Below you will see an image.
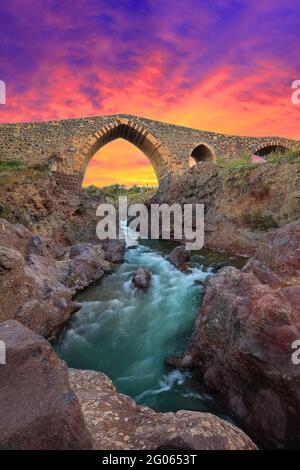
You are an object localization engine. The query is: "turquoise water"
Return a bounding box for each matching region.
[54,231,245,417]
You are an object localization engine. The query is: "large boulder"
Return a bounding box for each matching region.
[0,242,79,339]
[64,243,111,291]
[254,220,300,281]
[0,320,92,450]
[132,267,151,290]
[155,162,300,257]
[26,235,53,259]
[182,264,300,448]
[242,258,281,287]
[69,369,256,450]
[0,221,113,339]
[100,239,125,264]
[0,245,24,273]
[168,245,191,270]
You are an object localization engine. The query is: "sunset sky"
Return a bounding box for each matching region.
[0,0,299,186]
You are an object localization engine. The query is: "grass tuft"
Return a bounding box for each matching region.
[0,159,24,171]
[235,210,279,231]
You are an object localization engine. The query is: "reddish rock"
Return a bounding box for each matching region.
[0,320,92,450]
[100,239,125,263]
[165,354,194,369]
[69,369,256,450]
[0,245,24,273]
[26,235,53,259]
[155,161,300,258]
[64,243,110,291]
[183,265,300,448]
[178,262,193,273]
[168,245,191,270]
[242,258,280,287]
[254,220,300,281]
[0,221,116,339]
[0,239,79,339]
[132,267,151,290]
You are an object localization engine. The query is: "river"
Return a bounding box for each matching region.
[54,225,245,419]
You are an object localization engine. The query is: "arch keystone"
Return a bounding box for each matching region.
[118,118,129,126]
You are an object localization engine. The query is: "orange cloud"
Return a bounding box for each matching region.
[82,61,300,186]
[2,58,299,188]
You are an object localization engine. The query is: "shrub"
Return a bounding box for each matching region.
[267,148,300,164]
[29,162,50,172]
[237,210,279,231]
[0,172,15,185]
[0,159,24,171]
[0,203,31,227]
[218,152,257,175]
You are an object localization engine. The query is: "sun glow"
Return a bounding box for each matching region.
[82,138,158,188]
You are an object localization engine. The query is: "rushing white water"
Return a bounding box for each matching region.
[54,224,242,417]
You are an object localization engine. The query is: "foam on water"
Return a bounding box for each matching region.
[54,224,238,417]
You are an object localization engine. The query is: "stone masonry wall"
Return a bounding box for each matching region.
[0,113,299,191]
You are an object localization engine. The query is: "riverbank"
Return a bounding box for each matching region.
[151,160,300,448]
[152,158,300,256]
[0,158,299,449]
[0,214,257,449]
[54,231,246,415]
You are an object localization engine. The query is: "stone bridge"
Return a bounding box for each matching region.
[0,114,299,191]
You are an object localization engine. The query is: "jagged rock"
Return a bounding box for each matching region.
[132,267,151,290]
[64,243,111,291]
[100,239,125,263]
[26,235,52,258]
[213,261,232,271]
[0,246,24,273]
[254,220,300,281]
[193,279,205,286]
[0,222,82,338]
[156,161,300,257]
[178,263,193,273]
[242,258,280,287]
[69,369,256,450]
[69,243,96,258]
[165,354,194,369]
[0,321,92,450]
[183,264,300,448]
[0,221,123,339]
[168,245,191,270]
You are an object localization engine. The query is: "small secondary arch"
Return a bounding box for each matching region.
[254,144,289,158]
[189,143,216,167]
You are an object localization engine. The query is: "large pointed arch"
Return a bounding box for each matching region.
[79,118,173,187]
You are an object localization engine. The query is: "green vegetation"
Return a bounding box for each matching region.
[0,172,15,185]
[84,183,157,207]
[218,152,256,171]
[29,162,50,172]
[84,184,157,205]
[0,159,24,171]
[0,203,31,228]
[85,183,157,198]
[0,159,50,185]
[234,210,279,232]
[267,148,300,164]
[218,148,300,170]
